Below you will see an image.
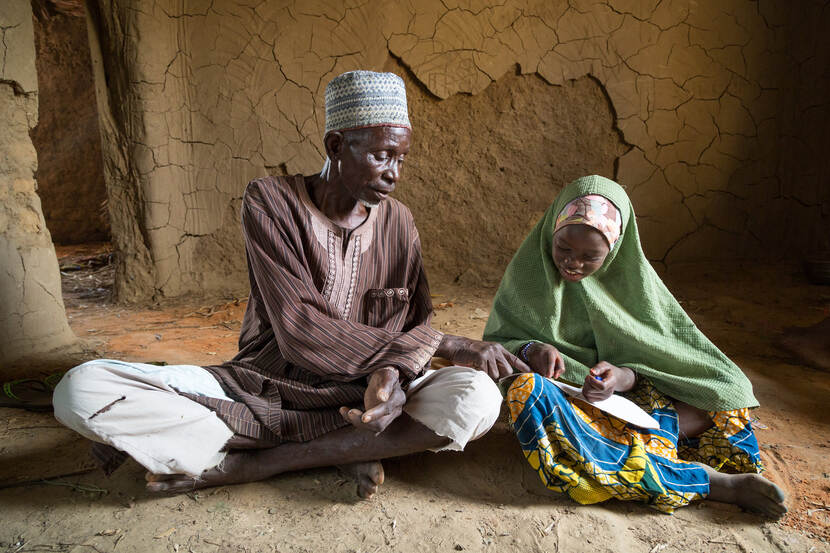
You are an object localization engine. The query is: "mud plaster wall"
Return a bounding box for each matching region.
[31,8,109,245]
[399,71,627,286]
[88,0,830,302]
[0,0,77,365]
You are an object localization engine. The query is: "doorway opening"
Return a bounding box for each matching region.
[30,0,113,308]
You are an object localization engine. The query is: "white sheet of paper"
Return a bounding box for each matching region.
[544,377,660,430]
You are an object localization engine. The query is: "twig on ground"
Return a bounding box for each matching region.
[542,520,556,536]
[154,528,176,539]
[22,544,105,553]
[38,479,108,494]
[7,425,65,431]
[0,469,97,490]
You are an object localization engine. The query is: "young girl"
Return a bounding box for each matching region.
[483,175,786,516]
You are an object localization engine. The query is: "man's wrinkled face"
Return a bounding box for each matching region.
[338,126,411,207]
[551,224,610,282]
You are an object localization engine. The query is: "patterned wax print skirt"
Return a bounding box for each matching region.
[506,373,763,513]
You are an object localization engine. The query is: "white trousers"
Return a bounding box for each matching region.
[53,360,503,476]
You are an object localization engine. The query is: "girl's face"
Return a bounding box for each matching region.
[552,224,610,282]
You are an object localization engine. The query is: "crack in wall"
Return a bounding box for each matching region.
[0,23,33,96]
[0,24,15,79]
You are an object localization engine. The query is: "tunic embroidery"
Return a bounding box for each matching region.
[324,229,336,301]
[343,235,361,318]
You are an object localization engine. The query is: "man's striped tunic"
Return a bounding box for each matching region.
[194,175,444,443]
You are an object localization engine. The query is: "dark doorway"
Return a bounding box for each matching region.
[30,0,113,307]
[30,0,109,246]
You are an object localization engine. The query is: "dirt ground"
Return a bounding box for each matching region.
[1,244,829,553]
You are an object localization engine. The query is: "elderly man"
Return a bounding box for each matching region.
[52,70,529,498]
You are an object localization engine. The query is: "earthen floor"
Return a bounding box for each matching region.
[1,251,828,552]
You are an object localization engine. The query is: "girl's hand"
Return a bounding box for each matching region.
[581,362,635,402]
[525,343,565,379]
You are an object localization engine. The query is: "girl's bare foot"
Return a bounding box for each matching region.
[704,467,787,518]
[337,461,384,499]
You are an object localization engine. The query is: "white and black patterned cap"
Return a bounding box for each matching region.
[324,70,411,134]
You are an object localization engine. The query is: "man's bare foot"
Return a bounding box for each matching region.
[337,461,384,499]
[145,452,252,494]
[779,318,830,371]
[146,469,220,494]
[705,468,787,518]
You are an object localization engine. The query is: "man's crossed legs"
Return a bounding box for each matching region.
[53,360,503,498]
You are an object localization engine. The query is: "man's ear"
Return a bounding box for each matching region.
[324,132,345,159]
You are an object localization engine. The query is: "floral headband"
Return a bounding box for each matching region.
[554,194,622,248]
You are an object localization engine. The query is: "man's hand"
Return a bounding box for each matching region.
[340,367,405,433]
[581,361,636,402]
[436,335,531,380]
[525,343,565,379]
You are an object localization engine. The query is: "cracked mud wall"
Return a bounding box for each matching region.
[89,0,830,302]
[0,0,77,366]
[397,69,627,285]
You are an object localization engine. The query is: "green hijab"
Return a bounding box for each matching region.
[483,175,758,411]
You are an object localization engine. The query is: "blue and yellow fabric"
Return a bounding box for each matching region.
[507,373,762,514]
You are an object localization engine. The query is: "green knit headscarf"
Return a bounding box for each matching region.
[483,175,758,411]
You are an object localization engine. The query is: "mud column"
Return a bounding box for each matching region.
[0,0,77,368]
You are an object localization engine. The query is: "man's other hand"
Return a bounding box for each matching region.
[339,366,405,433]
[437,335,531,380]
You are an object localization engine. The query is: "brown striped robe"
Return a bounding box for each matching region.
[192,175,444,444]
